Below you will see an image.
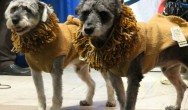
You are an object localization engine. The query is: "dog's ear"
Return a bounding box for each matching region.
[120,0,124,3]
[116,0,123,14]
[75,0,86,15]
[75,5,81,15]
[4,0,14,19]
[116,0,124,3]
[38,1,53,22]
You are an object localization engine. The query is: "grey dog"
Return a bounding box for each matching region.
[75,0,188,110]
[4,0,116,110]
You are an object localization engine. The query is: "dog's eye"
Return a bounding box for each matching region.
[26,8,32,13]
[82,11,90,17]
[80,11,90,21]
[23,7,32,13]
[98,11,110,23]
[10,7,18,13]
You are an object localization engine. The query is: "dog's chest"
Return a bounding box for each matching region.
[25,49,57,72]
[24,24,79,72]
[25,37,72,72]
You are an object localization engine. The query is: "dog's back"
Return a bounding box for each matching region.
[137,14,188,73]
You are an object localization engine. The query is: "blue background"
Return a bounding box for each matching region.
[42,0,80,22]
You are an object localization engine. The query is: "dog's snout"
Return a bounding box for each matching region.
[84,27,94,35]
[12,16,20,25]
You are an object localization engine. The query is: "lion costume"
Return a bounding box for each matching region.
[74,5,188,76]
[11,5,188,75]
[11,14,80,72]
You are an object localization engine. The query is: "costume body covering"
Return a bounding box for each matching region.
[112,14,188,76]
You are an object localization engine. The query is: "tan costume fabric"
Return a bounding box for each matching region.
[24,16,81,73]
[75,13,188,77]
[140,14,188,74]
[112,14,188,76]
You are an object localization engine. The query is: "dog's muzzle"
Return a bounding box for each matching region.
[10,16,29,34]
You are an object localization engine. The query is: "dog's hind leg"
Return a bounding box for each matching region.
[31,69,46,110]
[162,64,187,110]
[101,71,116,107]
[109,72,126,110]
[50,56,64,110]
[74,61,95,106]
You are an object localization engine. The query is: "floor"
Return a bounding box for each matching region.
[0,67,188,110]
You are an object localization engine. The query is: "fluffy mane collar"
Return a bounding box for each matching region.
[74,5,139,71]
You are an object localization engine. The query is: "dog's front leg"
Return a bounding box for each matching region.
[101,71,116,107]
[74,63,95,106]
[109,72,126,110]
[50,56,64,110]
[125,54,143,110]
[31,69,46,110]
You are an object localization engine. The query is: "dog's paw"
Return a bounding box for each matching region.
[50,106,61,110]
[38,107,45,110]
[38,105,46,110]
[106,101,116,107]
[80,100,92,106]
[165,105,180,110]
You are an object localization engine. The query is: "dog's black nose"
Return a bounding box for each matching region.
[12,17,20,25]
[84,27,94,35]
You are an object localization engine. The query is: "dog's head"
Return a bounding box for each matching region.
[75,0,122,48]
[5,0,53,35]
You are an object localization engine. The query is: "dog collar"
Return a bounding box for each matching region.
[74,5,139,71]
